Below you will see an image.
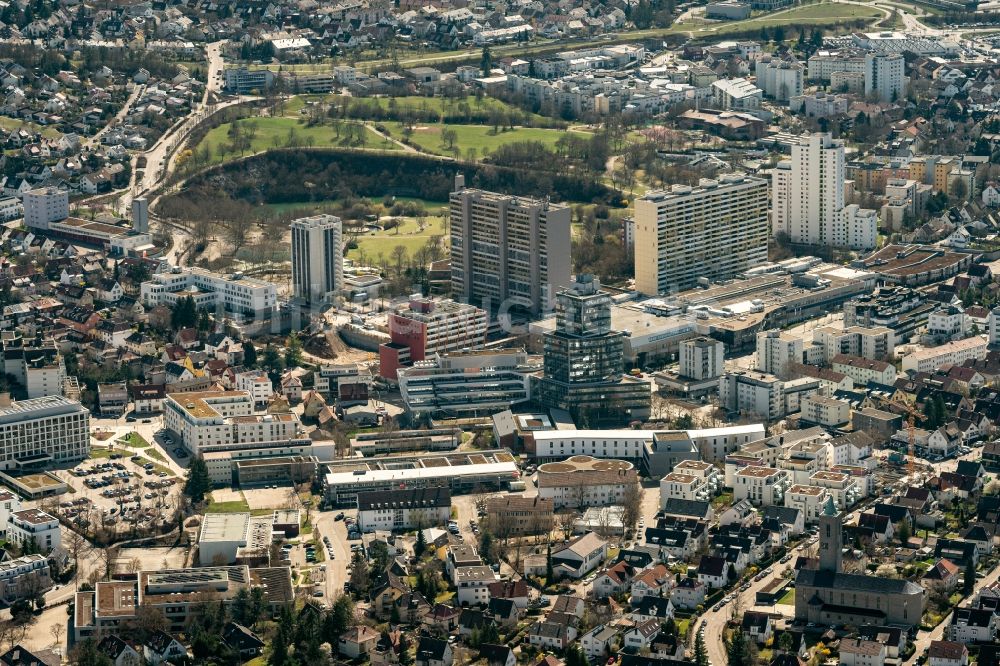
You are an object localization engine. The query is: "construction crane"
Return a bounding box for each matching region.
[887,396,923,478]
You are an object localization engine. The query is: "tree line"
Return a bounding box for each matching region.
[170,149,621,207]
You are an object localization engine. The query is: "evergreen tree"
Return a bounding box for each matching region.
[897,519,911,546]
[183,456,211,504]
[242,341,258,368]
[76,639,114,666]
[415,524,427,557]
[170,295,198,330]
[197,308,212,332]
[263,344,284,373]
[324,594,355,641]
[934,394,948,425]
[284,332,303,368]
[965,558,977,596]
[565,645,588,666]
[480,45,493,75]
[399,633,412,665]
[695,632,709,666]
[232,587,250,624]
[726,627,749,666]
[545,543,554,582]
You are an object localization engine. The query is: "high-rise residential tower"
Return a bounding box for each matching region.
[290,215,343,306]
[771,133,877,250]
[449,175,571,316]
[634,174,768,295]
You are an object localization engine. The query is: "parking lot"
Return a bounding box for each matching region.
[50,447,182,537]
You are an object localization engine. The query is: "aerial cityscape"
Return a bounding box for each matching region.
[5,0,1000,665]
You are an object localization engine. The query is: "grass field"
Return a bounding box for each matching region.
[194,117,401,168]
[879,0,944,15]
[778,588,795,605]
[207,497,251,513]
[381,121,575,157]
[263,195,446,215]
[349,213,448,261]
[144,447,167,463]
[671,2,882,34]
[0,116,61,139]
[119,432,150,448]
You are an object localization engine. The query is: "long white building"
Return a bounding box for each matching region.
[771,133,877,250]
[529,424,765,470]
[290,215,344,306]
[900,336,988,373]
[356,487,452,533]
[323,460,519,505]
[140,266,278,320]
[163,391,308,456]
[634,174,768,295]
[0,396,89,469]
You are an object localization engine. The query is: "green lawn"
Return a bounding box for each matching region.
[193,117,401,169]
[349,213,448,261]
[712,491,734,510]
[672,2,882,34]
[144,448,167,463]
[118,432,150,448]
[207,498,251,513]
[88,448,113,459]
[777,588,795,605]
[382,121,576,158]
[0,116,61,139]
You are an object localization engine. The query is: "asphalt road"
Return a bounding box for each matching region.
[703,555,797,666]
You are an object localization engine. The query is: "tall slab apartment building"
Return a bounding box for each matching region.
[634,174,769,295]
[449,175,571,317]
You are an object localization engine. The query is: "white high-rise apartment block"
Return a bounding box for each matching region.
[679,337,725,380]
[841,204,878,250]
[22,187,68,230]
[870,53,906,103]
[771,134,877,250]
[290,215,344,306]
[634,174,768,295]
[755,56,804,101]
[0,396,90,469]
[807,50,906,102]
[756,331,804,379]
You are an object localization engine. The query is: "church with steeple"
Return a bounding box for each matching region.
[794,496,926,627]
